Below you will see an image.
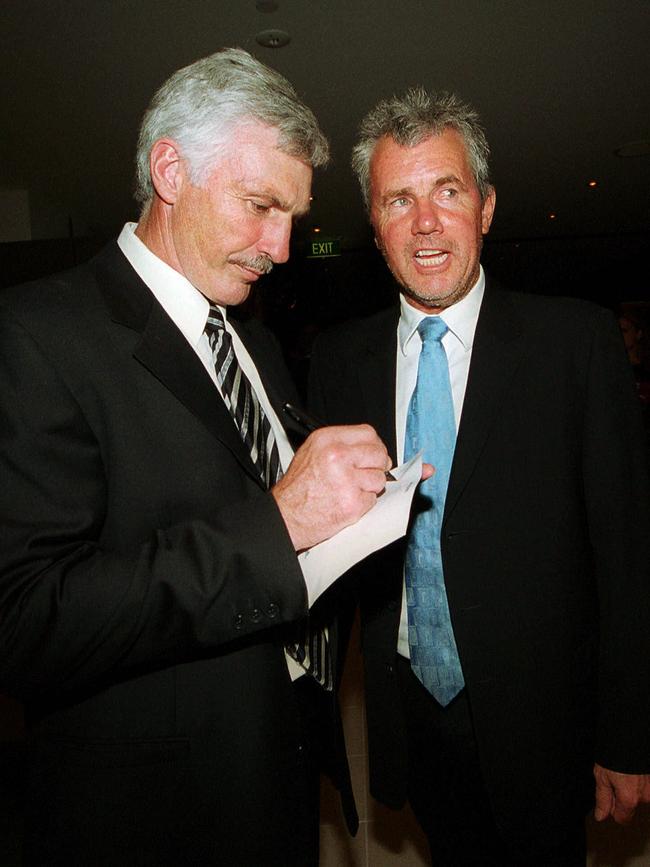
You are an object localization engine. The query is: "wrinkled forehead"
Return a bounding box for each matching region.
[211,123,313,213]
[369,130,473,195]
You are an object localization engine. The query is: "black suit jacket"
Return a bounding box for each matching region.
[0,243,352,865]
[309,279,650,849]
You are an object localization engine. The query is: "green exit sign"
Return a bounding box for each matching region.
[307,238,341,258]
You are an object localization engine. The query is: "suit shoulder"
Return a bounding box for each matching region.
[312,306,398,356]
[500,287,612,319]
[0,255,105,327]
[494,287,617,337]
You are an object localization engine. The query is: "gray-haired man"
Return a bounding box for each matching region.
[0,50,391,865]
[310,88,650,866]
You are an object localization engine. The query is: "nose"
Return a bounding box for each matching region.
[412,199,443,235]
[261,217,292,264]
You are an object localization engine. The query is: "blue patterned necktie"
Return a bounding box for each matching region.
[404,316,464,706]
[205,305,332,690]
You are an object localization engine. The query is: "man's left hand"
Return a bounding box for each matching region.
[593,764,650,823]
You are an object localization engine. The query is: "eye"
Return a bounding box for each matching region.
[249,200,271,214]
[390,196,410,208]
[440,188,458,199]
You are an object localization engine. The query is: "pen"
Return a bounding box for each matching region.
[282,402,322,433]
[282,402,396,481]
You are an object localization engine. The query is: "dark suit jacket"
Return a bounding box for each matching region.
[0,242,352,866]
[309,279,650,849]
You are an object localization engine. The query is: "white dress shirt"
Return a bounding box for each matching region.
[117,223,306,678]
[117,223,295,471]
[395,270,485,657]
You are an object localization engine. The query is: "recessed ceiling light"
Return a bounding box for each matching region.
[614,140,650,158]
[549,213,557,220]
[587,179,598,188]
[255,29,290,48]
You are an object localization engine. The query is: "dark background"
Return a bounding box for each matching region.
[1,2,650,861]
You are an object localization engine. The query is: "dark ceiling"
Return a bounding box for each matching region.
[2,0,649,256]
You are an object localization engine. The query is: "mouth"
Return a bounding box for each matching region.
[234,263,264,280]
[229,255,274,280]
[413,249,449,268]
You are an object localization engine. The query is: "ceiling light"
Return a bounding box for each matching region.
[255,29,290,48]
[587,179,598,188]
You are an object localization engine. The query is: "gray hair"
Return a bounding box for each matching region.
[135,48,329,207]
[351,88,492,211]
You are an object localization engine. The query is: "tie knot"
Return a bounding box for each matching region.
[205,305,226,336]
[418,316,448,344]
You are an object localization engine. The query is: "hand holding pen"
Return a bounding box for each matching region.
[271,406,394,551]
[283,403,397,481]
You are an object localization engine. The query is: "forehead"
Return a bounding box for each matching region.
[210,121,312,211]
[369,128,475,196]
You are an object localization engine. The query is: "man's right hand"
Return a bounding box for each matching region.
[271,424,392,551]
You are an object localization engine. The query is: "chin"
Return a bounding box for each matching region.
[211,284,252,308]
[404,285,452,310]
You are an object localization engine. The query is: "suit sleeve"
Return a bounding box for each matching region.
[581,308,650,772]
[0,305,307,702]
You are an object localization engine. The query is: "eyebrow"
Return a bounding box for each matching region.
[380,173,466,205]
[243,186,310,218]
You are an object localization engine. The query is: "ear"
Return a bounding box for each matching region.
[149,139,185,205]
[481,186,496,234]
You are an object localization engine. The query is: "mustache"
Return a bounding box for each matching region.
[230,254,274,275]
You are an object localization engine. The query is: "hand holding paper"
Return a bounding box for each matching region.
[272,423,392,551]
[299,452,424,605]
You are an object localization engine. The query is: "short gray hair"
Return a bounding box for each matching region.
[135,48,329,207]
[351,88,491,211]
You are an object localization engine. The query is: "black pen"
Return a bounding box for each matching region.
[282,402,396,481]
[282,402,323,434]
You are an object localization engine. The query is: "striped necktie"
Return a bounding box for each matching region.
[205,306,280,488]
[205,305,332,690]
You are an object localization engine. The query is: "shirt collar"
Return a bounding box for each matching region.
[398,266,485,356]
[117,222,227,347]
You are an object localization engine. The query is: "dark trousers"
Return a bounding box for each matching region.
[395,655,586,867]
[291,674,330,867]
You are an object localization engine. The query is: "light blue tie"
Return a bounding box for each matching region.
[404,316,464,706]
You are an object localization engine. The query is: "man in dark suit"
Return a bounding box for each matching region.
[309,88,650,865]
[0,50,392,866]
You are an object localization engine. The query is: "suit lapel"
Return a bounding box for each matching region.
[444,283,526,521]
[355,308,400,463]
[356,295,524,510]
[92,244,265,488]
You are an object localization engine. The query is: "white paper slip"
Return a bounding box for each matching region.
[299,451,423,605]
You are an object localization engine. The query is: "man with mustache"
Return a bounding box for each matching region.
[0,49,392,865]
[309,88,650,865]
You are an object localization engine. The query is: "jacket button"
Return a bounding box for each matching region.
[234,614,244,630]
[250,608,262,623]
[267,603,279,619]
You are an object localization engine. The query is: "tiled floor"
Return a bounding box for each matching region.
[320,622,650,866]
[319,623,430,866]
